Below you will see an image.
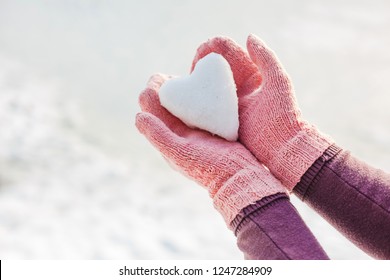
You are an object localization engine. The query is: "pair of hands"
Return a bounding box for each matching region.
[136,34,332,226]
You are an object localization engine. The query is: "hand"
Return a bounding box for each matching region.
[192,35,333,190]
[135,73,286,225]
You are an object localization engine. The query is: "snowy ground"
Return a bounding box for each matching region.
[1,0,390,259]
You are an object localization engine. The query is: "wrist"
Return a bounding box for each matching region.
[231,192,289,235]
[293,144,342,199]
[213,166,287,228]
[267,124,334,190]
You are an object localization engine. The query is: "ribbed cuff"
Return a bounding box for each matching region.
[230,193,289,235]
[213,167,287,228]
[293,144,342,200]
[269,125,334,190]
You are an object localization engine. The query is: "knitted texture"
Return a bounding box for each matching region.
[192,35,333,190]
[136,73,287,226]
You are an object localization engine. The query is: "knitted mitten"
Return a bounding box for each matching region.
[136,73,287,226]
[193,35,333,190]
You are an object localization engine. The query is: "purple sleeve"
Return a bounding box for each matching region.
[294,145,390,259]
[231,193,329,260]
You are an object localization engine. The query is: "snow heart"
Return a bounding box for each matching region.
[159,53,239,141]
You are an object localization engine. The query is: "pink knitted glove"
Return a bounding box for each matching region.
[193,35,333,190]
[135,73,286,226]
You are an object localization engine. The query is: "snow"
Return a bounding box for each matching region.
[160,53,239,141]
[1,0,390,259]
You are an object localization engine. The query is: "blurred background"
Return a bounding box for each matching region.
[0,0,389,259]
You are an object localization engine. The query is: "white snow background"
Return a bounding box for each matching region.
[0,0,389,259]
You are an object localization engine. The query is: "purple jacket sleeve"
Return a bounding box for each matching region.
[294,145,390,259]
[231,193,329,260]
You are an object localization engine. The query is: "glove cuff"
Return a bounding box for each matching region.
[267,124,334,191]
[213,167,287,228]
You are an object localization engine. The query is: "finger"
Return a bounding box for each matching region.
[136,112,219,189]
[246,34,291,90]
[192,36,262,96]
[139,73,170,111]
[139,74,191,136]
[148,72,173,90]
[135,112,186,158]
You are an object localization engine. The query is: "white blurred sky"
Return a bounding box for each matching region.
[0,0,390,259]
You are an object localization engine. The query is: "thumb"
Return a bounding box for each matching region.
[192,36,262,96]
[246,34,290,87]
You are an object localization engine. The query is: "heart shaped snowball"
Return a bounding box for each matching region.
[159,53,239,141]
